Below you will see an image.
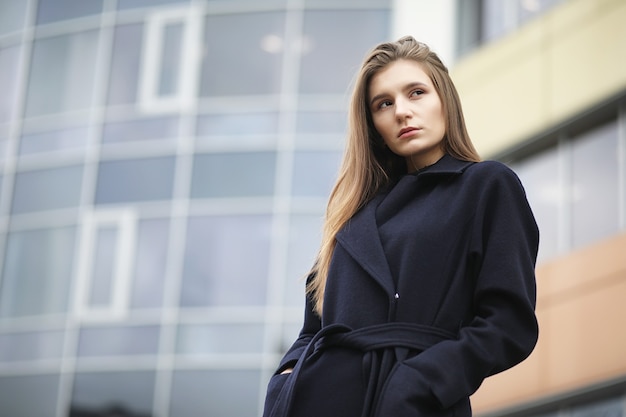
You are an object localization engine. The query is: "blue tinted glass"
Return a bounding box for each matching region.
[78,326,160,356]
[177,323,264,354]
[181,215,271,307]
[191,152,276,198]
[12,165,83,213]
[107,24,143,105]
[299,10,389,94]
[0,331,65,362]
[19,126,88,155]
[292,151,341,197]
[36,0,103,25]
[25,31,99,117]
[170,370,260,417]
[0,375,60,417]
[1,227,75,318]
[95,157,176,204]
[102,116,179,144]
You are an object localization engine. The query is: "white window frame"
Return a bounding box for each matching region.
[138,5,203,113]
[74,208,137,321]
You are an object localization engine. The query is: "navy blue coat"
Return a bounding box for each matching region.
[264,155,539,417]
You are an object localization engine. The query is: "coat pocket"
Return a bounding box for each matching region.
[262,373,291,417]
[374,362,469,417]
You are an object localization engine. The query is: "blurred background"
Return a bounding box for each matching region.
[0,0,624,416]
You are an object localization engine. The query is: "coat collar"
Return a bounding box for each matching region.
[335,155,475,295]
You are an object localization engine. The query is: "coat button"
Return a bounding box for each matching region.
[394,293,399,299]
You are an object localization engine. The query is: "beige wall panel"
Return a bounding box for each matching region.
[471,232,626,415]
[452,0,626,158]
[547,0,626,124]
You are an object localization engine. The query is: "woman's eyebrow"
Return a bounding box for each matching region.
[369,82,429,106]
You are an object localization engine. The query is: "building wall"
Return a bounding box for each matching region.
[449,0,626,414]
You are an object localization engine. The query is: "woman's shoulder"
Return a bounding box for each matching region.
[461,159,526,194]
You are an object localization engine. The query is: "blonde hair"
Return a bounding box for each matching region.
[307,36,481,315]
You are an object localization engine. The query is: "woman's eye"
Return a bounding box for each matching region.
[410,90,424,97]
[379,100,393,109]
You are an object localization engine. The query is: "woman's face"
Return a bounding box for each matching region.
[368,59,446,172]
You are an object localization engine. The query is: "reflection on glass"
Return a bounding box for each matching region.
[177,323,264,354]
[102,116,179,144]
[19,126,88,155]
[170,370,260,417]
[200,12,285,96]
[130,219,169,309]
[190,152,276,198]
[285,215,322,307]
[291,151,340,197]
[296,111,346,134]
[299,10,389,94]
[107,24,144,105]
[0,331,65,362]
[571,120,619,249]
[0,46,20,123]
[0,375,59,417]
[78,326,160,357]
[511,146,561,262]
[25,31,99,117]
[159,22,184,96]
[0,2,27,36]
[95,157,175,204]
[196,113,279,137]
[70,371,154,417]
[1,227,75,318]
[88,227,118,307]
[35,0,104,25]
[117,0,189,10]
[12,165,83,214]
[181,215,271,307]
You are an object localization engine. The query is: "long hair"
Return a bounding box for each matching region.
[307,36,481,315]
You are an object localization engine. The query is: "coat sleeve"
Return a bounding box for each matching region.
[380,163,539,410]
[274,274,322,375]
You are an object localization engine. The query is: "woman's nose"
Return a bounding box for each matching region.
[395,97,412,120]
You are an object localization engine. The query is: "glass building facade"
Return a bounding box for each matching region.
[0,1,391,416]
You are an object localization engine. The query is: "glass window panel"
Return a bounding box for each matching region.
[0,374,59,417]
[200,12,285,96]
[102,116,179,144]
[117,0,189,10]
[296,111,346,134]
[196,113,279,137]
[19,126,88,155]
[25,31,99,117]
[95,157,176,204]
[190,152,276,198]
[0,330,64,362]
[0,46,21,123]
[181,215,271,307]
[482,0,517,42]
[130,218,169,309]
[107,24,143,105]
[70,371,154,417]
[77,325,160,357]
[88,227,118,307]
[170,370,260,417]
[511,146,561,262]
[12,165,83,214]
[36,0,103,25]
[284,215,322,306]
[571,396,623,417]
[0,226,76,318]
[159,22,184,96]
[0,1,28,35]
[571,120,619,249]
[518,0,565,24]
[291,151,341,197]
[177,323,264,354]
[299,10,389,94]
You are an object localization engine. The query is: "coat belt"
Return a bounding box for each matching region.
[266,322,457,417]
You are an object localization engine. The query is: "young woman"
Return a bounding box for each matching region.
[263,36,539,417]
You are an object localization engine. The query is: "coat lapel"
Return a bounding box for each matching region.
[334,155,475,297]
[335,192,396,296]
